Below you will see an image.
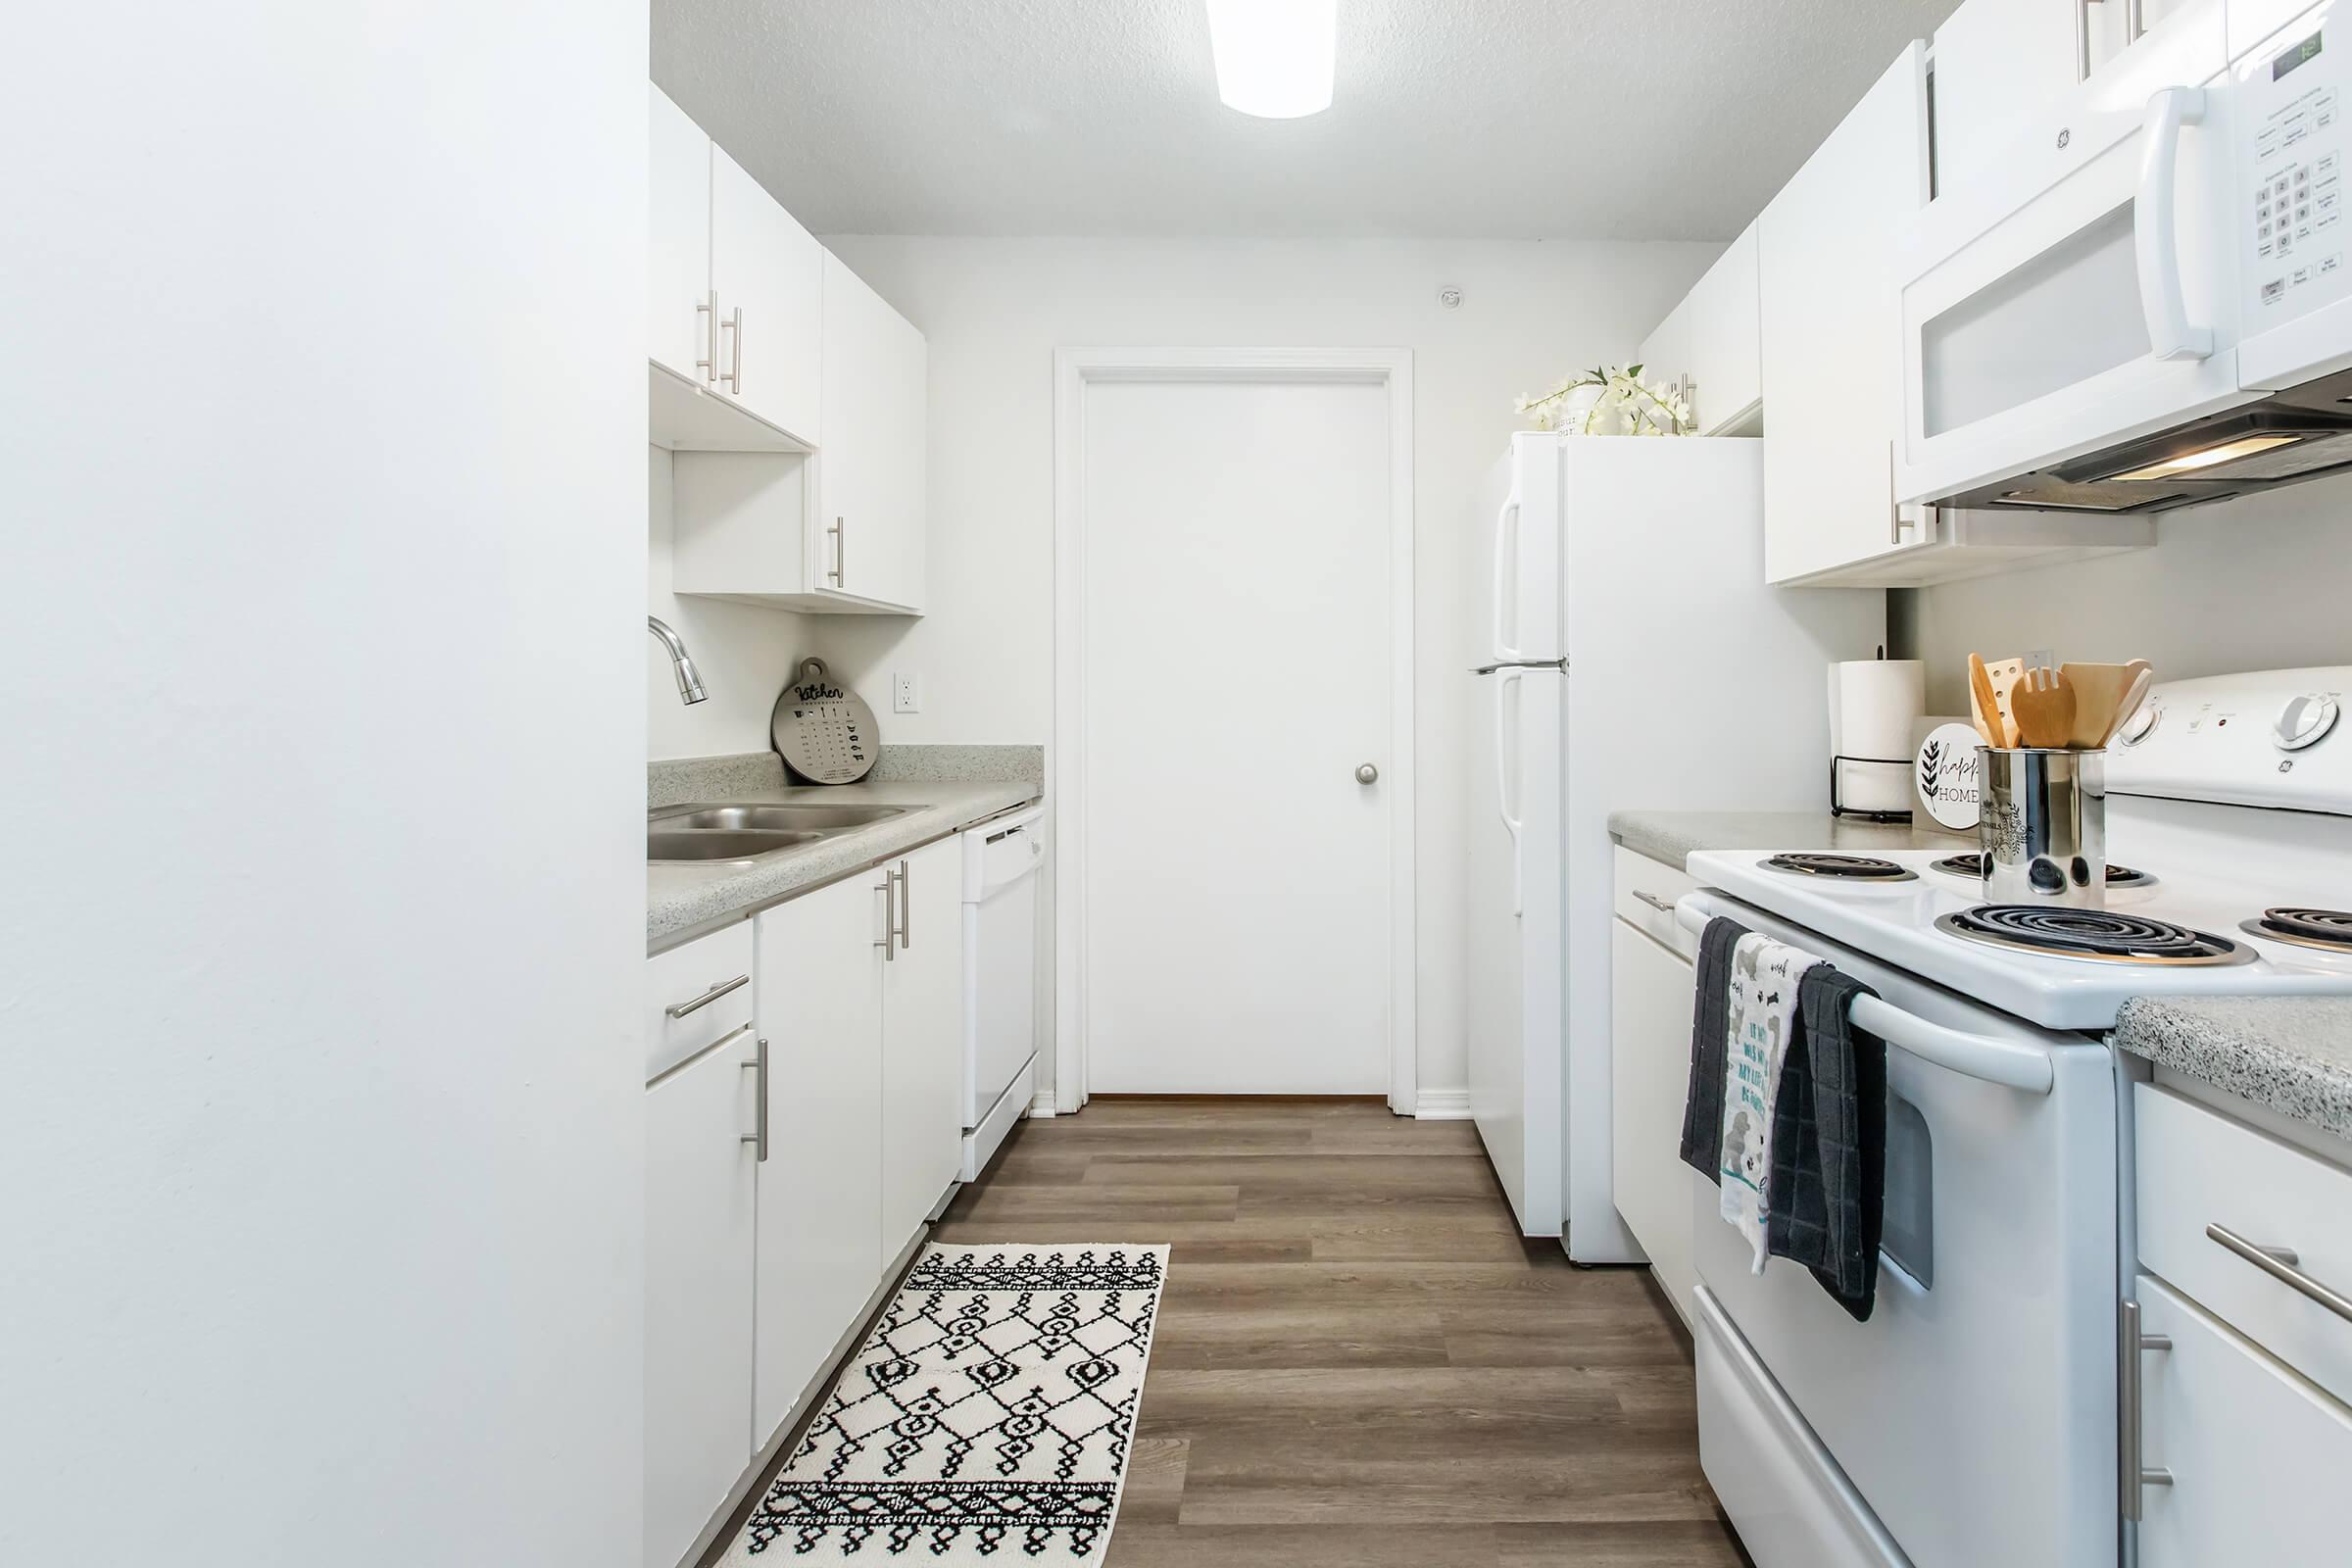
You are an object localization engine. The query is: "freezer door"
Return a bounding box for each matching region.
[1483,437,1565,663]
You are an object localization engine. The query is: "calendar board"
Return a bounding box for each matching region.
[770,657,878,784]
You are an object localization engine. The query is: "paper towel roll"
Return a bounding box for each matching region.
[1828,660,1926,814]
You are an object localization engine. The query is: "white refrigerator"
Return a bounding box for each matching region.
[1465,433,1884,1257]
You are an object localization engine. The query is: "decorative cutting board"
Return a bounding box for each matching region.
[770,657,877,784]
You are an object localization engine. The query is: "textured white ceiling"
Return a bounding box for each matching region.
[654,0,1961,241]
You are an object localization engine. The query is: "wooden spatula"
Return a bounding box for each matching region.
[2100,664,2156,746]
[2010,665,2078,749]
[1967,653,2003,747]
[1984,656,2026,746]
[2062,662,2137,747]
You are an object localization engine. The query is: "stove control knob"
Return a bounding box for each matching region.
[2274,693,2340,752]
[2117,702,2161,746]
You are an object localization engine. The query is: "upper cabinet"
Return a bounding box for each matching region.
[652,83,929,615]
[710,144,823,443]
[816,253,929,612]
[1934,0,2216,205]
[1638,224,1761,436]
[649,85,822,449]
[1758,44,1935,585]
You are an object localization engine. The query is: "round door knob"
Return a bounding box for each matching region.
[1355,762,1380,785]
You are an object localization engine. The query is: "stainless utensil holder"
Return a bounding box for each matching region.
[1977,747,2107,906]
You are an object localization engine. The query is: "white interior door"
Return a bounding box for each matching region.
[1080,375,1393,1094]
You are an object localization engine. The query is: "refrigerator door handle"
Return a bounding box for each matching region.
[1494,666,1525,916]
[1491,488,1523,663]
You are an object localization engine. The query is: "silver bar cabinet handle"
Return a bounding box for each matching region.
[2076,0,2094,80]
[2119,1298,2174,1519]
[696,290,718,382]
[875,873,896,961]
[721,306,743,393]
[1633,890,1679,914]
[666,972,749,1018]
[2209,1223,2352,1323]
[831,517,846,586]
[896,860,911,950]
[2128,0,2147,44]
[741,1036,769,1161]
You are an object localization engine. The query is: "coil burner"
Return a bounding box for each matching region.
[1931,853,2153,889]
[1761,853,1918,883]
[1936,906,2247,965]
[2240,907,2352,955]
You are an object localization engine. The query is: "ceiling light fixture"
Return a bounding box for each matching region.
[1205,0,1337,119]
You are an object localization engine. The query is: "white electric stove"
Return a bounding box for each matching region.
[1673,667,2352,1568]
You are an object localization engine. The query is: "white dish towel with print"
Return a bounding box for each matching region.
[1717,934,1820,1273]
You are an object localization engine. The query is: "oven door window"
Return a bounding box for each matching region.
[1880,1088,1934,1290]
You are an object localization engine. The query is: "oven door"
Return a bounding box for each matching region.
[1896,0,2243,507]
[1683,895,2120,1568]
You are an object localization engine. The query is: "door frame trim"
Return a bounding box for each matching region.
[1051,346,1418,1114]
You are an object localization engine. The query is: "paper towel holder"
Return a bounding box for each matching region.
[1831,755,1915,823]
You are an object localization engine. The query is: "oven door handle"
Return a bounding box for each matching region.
[1676,893,2057,1096]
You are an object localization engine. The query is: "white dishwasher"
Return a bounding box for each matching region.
[960,804,1045,1179]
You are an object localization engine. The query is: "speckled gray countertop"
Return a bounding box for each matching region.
[2113,997,2352,1143]
[647,748,1042,954]
[1609,809,1975,870]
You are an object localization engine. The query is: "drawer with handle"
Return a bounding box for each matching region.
[646,921,757,1082]
[1613,846,1699,958]
[2135,1083,2352,1407]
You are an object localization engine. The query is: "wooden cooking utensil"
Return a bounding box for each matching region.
[1967,653,2003,747]
[1984,657,2026,746]
[2061,662,2137,747]
[2101,665,2156,746]
[2010,665,2078,749]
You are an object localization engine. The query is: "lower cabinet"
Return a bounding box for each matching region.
[2135,1273,2352,1566]
[643,1023,760,1568]
[1610,906,1699,1328]
[753,868,890,1447]
[881,838,964,1250]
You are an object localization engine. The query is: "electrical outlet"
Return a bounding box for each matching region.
[892,671,920,713]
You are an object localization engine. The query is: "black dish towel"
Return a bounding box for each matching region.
[1678,914,1749,1180]
[1766,964,1888,1322]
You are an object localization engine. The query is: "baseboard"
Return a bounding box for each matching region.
[1026,1089,1056,1118]
[1411,1088,1473,1120]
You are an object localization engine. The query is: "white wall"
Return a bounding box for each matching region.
[1896,477,2352,712]
[648,445,816,760]
[1,5,647,1563]
[815,236,1717,1101]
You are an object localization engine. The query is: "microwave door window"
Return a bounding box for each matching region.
[1921,203,2152,438]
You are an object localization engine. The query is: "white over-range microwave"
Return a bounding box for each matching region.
[1897,0,2352,514]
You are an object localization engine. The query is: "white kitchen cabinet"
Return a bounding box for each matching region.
[710,144,823,444]
[881,838,965,1253]
[816,250,928,612]
[1609,850,1700,1328]
[1933,0,2214,203]
[752,871,889,1448]
[649,84,713,388]
[1638,224,1761,437]
[647,84,821,455]
[644,1025,760,1568]
[2134,1273,2352,1568]
[1759,43,1934,586]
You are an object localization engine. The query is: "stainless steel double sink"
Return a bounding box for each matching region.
[647,802,908,864]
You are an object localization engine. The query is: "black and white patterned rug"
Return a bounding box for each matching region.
[721,1244,1168,1562]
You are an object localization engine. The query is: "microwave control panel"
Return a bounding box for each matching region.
[2242,6,2352,323]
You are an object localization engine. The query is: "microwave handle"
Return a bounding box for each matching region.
[2135,85,2214,363]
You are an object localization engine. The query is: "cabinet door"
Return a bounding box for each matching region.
[644,1027,759,1568]
[1685,223,1761,435]
[1636,289,1694,418]
[710,144,823,444]
[2137,1273,2352,1568]
[1610,918,1698,1328]
[649,85,712,385]
[881,837,965,1253]
[1759,42,1930,585]
[816,250,927,612]
[753,872,888,1448]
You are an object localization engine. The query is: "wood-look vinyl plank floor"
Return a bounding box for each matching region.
[931,1099,1748,1567]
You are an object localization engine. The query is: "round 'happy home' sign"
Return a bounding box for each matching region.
[1915,723,1983,831]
